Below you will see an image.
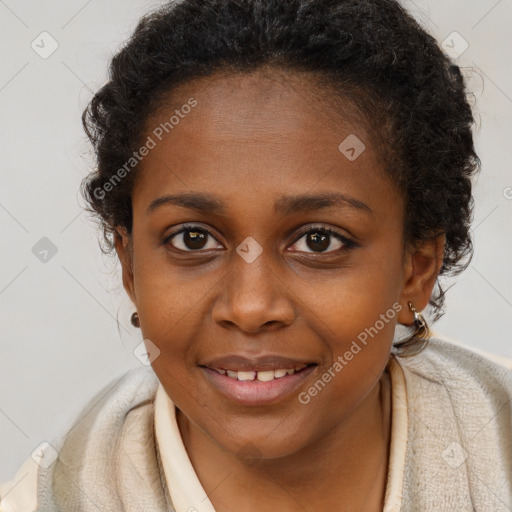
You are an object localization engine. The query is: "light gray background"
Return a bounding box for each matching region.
[1,0,511,482]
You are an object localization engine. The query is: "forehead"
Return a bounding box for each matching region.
[133,68,396,217]
[145,67,367,146]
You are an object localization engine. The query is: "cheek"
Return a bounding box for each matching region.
[299,283,399,409]
[299,244,404,348]
[132,240,214,333]
[292,271,401,441]
[294,243,404,401]
[319,269,403,349]
[131,252,222,397]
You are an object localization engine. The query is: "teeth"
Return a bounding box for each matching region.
[256,370,275,382]
[238,371,256,381]
[214,365,309,381]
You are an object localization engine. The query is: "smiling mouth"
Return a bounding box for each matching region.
[200,363,317,382]
[199,362,319,406]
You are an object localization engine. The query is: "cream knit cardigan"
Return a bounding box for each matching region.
[1,337,511,511]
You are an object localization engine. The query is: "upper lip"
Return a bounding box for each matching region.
[200,354,317,372]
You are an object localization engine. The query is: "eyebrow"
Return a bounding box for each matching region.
[146,192,372,216]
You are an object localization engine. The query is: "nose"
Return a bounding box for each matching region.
[211,248,295,333]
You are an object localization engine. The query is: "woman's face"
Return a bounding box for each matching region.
[116,69,424,459]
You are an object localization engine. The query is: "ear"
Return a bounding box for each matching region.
[397,233,445,324]
[114,226,136,305]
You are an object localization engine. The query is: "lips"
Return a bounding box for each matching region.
[200,363,318,405]
[200,354,317,372]
[198,353,319,405]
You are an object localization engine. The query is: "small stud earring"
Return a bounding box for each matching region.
[394,302,430,357]
[131,311,140,328]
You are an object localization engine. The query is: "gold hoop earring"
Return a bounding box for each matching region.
[394,302,430,357]
[131,311,140,328]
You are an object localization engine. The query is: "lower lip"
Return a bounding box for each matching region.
[200,365,318,406]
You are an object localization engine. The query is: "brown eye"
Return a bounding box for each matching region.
[164,225,222,252]
[289,226,356,254]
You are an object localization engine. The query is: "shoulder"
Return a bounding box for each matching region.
[395,333,512,441]
[397,333,512,385]
[394,335,512,507]
[428,332,512,369]
[393,333,512,445]
[0,365,159,512]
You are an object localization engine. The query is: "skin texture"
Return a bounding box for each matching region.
[115,69,445,511]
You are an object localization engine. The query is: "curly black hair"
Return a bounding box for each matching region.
[80,0,480,320]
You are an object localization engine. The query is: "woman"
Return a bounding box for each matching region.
[1,0,511,510]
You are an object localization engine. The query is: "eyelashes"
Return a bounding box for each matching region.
[163,223,358,255]
[291,225,357,253]
[163,224,220,252]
